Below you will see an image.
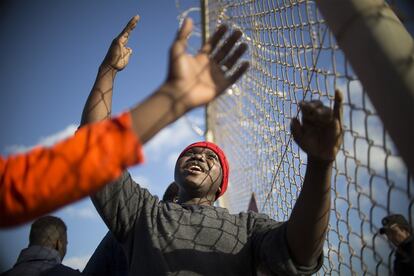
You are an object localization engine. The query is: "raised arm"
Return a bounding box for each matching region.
[91,18,249,238]
[0,17,140,228]
[129,18,249,143]
[81,15,139,125]
[287,90,343,267]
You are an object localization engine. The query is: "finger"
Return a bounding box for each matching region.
[199,25,228,55]
[176,17,193,42]
[120,15,140,37]
[123,53,132,66]
[222,43,248,70]
[333,89,344,125]
[301,100,324,110]
[123,47,133,57]
[213,30,243,63]
[118,15,139,45]
[227,62,249,85]
[314,106,333,126]
[301,102,333,127]
[300,100,323,122]
[290,118,304,148]
[170,18,193,58]
[119,33,129,45]
[317,106,333,123]
[299,101,316,121]
[172,18,193,56]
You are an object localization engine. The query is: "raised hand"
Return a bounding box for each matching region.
[291,90,343,162]
[165,18,249,110]
[102,15,139,71]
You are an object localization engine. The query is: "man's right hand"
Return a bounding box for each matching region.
[102,15,139,71]
[129,18,249,144]
[164,18,249,112]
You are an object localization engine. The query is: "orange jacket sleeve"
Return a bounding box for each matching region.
[0,112,144,227]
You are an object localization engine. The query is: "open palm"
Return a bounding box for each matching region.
[166,19,249,109]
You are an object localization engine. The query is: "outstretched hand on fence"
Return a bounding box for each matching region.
[129,18,250,143]
[291,89,343,162]
[164,18,249,112]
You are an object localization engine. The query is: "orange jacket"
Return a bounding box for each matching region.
[0,112,144,227]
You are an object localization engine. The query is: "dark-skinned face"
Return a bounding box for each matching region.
[174,147,223,200]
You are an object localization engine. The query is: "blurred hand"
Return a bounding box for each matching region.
[165,18,249,110]
[102,15,139,71]
[291,90,344,162]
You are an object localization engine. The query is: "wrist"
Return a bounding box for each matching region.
[99,63,118,75]
[307,155,333,168]
[157,82,191,115]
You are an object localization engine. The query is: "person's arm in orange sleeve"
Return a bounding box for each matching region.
[0,112,144,228]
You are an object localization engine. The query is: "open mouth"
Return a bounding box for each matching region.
[184,162,206,174]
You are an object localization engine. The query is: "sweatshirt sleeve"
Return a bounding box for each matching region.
[250,213,323,275]
[0,112,144,228]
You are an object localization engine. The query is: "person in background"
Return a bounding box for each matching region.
[380,214,414,275]
[1,216,80,276]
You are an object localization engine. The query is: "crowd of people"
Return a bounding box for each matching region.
[0,14,412,276]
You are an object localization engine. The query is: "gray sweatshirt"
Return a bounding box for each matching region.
[92,172,322,275]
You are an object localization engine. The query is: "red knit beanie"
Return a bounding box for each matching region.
[178,141,229,199]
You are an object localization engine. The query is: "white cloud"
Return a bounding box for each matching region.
[62,254,91,271]
[4,124,77,154]
[167,151,180,170]
[144,117,202,162]
[38,125,78,147]
[333,79,407,178]
[63,205,99,220]
[4,144,32,154]
[130,174,150,189]
[186,114,204,126]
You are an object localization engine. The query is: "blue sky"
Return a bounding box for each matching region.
[1,0,413,274]
[0,0,204,271]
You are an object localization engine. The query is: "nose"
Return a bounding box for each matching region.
[192,153,205,161]
[194,153,204,160]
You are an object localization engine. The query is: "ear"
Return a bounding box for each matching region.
[55,239,62,251]
[215,187,222,199]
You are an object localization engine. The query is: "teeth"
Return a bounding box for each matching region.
[189,165,202,171]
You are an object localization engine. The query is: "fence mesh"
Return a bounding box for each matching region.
[175,0,414,275]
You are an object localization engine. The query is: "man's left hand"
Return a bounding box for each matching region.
[291,89,343,162]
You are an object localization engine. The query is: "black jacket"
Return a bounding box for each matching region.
[1,245,80,276]
[394,238,414,276]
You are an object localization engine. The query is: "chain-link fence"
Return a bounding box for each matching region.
[176,0,414,274]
